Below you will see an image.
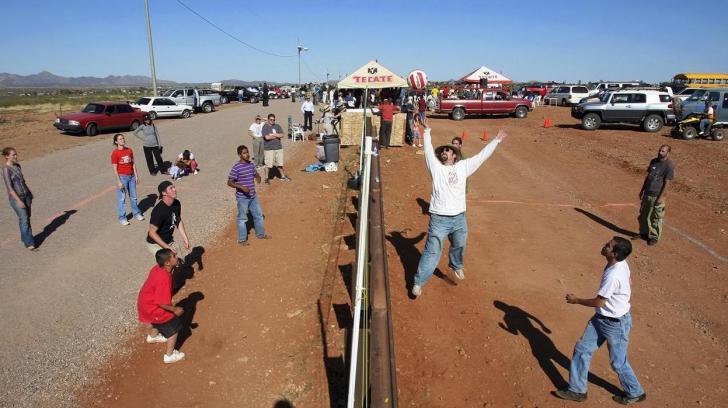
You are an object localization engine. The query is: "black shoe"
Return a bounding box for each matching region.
[612,393,646,405]
[554,389,587,402]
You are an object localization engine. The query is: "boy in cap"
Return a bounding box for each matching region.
[146,180,190,258]
[137,248,186,363]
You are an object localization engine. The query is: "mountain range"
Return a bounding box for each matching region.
[0,71,280,88]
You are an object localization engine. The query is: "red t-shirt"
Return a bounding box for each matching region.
[111,148,134,176]
[378,103,397,122]
[137,265,174,324]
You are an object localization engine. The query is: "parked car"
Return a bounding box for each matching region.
[545,85,594,106]
[673,87,701,101]
[162,88,221,113]
[215,86,260,104]
[54,101,145,136]
[130,97,193,119]
[678,88,726,119]
[571,89,675,132]
[521,83,556,97]
[436,90,533,120]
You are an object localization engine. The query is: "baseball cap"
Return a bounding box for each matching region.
[158,180,173,197]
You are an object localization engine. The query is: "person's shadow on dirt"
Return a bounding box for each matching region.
[173,246,205,294]
[494,300,622,395]
[272,400,294,408]
[34,209,77,248]
[416,198,430,215]
[174,291,204,349]
[574,208,638,237]
[387,229,455,298]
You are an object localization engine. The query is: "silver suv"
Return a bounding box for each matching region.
[571,89,675,132]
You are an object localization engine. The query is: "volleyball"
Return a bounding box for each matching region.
[407,70,428,90]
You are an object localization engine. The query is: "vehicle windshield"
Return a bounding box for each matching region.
[163,90,175,97]
[686,90,708,101]
[82,104,105,113]
[601,92,612,103]
[136,98,151,105]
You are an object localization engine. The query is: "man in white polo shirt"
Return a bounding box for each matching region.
[555,237,647,405]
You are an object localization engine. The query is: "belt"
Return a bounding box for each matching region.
[596,314,621,322]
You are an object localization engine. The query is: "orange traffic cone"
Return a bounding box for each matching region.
[462,130,468,141]
[482,130,489,141]
[543,116,552,128]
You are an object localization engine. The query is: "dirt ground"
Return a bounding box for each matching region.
[4,104,726,406]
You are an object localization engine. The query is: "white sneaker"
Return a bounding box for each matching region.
[146,333,166,343]
[193,169,199,175]
[411,285,422,297]
[453,268,465,280]
[119,219,130,226]
[163,349,185,364]
[135,213,145,221]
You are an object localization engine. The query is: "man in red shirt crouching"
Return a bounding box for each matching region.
[137,248,186,364]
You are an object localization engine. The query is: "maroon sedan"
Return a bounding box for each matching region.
[54,101,145,136]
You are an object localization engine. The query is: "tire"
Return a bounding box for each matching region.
[85,123,98,136]
[250,96,258,104]
[642,114,663,132]
[711,129,725,141]
[148,111,157,120]
[581,113,601,130]
[181,109,191,119]
[561,98,569,106]
[201,102,213,113]
[220,96,229,104]
[130,120,141,131]
[682,127,697,140]
[514,106,528,118]
[451,107,465,121]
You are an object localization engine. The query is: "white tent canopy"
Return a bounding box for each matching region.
[460,65,512,85]
[338,60,407,89]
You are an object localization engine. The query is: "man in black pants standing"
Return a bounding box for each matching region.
[262,82,269,107]
[301,96,314,131]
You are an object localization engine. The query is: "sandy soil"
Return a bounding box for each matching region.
[4,104,726,406]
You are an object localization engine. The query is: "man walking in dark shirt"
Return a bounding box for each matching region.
[636,145,674,246]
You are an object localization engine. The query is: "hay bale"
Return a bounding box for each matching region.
[340,110,406,146]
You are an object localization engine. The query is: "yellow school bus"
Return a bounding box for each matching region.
[673,73,728,89]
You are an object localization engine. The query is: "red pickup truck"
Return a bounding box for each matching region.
[436,90,533,120]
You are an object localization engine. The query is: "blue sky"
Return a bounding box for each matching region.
[1,0,727,84]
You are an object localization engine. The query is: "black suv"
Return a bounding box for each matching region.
[218,86,260,104]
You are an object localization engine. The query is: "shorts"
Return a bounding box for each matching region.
[152,315,182,338]
[264,149,284,168]
[146,240,186,261]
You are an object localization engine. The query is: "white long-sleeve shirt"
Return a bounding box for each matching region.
[423,128,501,216]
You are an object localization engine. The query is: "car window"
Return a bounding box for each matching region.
[573,86,589,93]
[160,98,174,105]
[172,90,184,97]
[82,104,105,113]
[484,92,494,101]
[659,95,672,102]
[723,94,728,109]
[137,97,151,105]
[104,105,115,114]
[186,89,195,96]
[632,94,646,103]
[115,105,133,113]
[708,91,720,102]
[613,94,631,104]
[152,99,164,106]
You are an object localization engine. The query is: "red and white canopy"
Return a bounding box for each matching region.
[460,65,512,85]
[338,60,408,89]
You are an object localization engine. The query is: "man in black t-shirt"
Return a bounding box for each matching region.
[636,145,674,246]
[147,180,190,257]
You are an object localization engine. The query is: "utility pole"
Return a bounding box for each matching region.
[297,39,308,91]
[144,0,158,96]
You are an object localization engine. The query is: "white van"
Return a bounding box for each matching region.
[545,85,594,106]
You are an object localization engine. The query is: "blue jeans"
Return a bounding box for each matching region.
[236,195,266,241]
[699,119,711,134]
[9,196,35,247]
[568,313,644,397]
[117,175,141,221]
[414,213,467,287]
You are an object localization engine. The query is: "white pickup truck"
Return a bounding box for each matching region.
[163,88,222,113]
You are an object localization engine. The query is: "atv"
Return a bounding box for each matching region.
[672,112,725,141]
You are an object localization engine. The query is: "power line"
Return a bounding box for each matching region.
[174,0,296,58]
[301,56,325,82]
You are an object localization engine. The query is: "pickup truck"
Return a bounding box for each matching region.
[436,90,533,120]
[162,88,222,113]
